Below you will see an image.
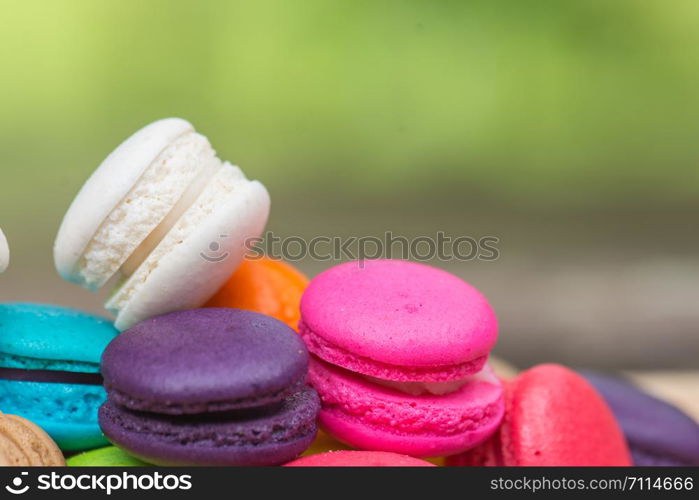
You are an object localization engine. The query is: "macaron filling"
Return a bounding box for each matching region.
[105,164,254,319]
[0,352,98,373]
[99,388,320,466]
[76,132,222,290]
[105,375,306,415]
[0,353,102,385]
[0,367,102,386]
[0,355,106,430]
[101,387,319,449]
[117,156,229,278]
[360,362,501,396]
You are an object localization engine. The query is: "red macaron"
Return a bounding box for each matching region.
[447,364,632,466]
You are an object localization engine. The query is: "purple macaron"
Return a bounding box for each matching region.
[583,371,699,466]
[98,308,320,466]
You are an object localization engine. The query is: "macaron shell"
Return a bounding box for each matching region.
[205,257,308,330]
[0,303,118,365]
[286,450,435,467]
[0,228,9,273]
[582,371,699,466]
[67,446,149,466]
[300,260,498,380]
[300,321,488,383]
[54,118,193,280]
[1,380,108,451]
[108,180,270,331]
[300,429,447,465]
[0,433,25,465]
[448,364,632,466]
[0,304,116,451]
[73,132,222,291]
[0,414,65,466]
[101,309,308,414]
[309,357,504,457]
[99,387,320,466]
[40,422,107,452]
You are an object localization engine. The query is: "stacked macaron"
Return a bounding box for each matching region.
[0,303,118,451]
[298,259,505,457]
[98,309,320,466]
[54,118,270,331]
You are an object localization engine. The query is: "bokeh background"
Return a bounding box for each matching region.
[1,0,697,371]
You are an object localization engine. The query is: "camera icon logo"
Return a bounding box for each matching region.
[200,234,230,262]
[5,472,29,495]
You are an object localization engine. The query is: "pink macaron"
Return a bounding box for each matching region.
[285,450,435,467]
[299,259,504,457]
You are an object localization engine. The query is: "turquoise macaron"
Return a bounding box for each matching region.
[0,303,118,450]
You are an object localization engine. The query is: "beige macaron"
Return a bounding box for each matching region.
[0,413,65,466]
[54,118,270,330]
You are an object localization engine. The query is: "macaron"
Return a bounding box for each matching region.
[286,450,435,467]
[582,371,699,466]
[205,257,308,330]
[0,413,65,466]
[0,228,9,273]
[300,429,446,466]
[0,303,118,450]
[299,259,504,457]
[54,118,270,331]
[447,364,632,466]
[99,308,320,466]
[66,446,149,466]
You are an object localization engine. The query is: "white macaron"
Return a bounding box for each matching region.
[54,118,270,330]
[0,228,8,273]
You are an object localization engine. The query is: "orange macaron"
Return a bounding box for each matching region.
[205,257,308,330]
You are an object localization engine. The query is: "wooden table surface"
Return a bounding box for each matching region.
[625,371,699,422]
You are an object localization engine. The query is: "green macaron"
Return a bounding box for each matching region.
[67,446,149,466]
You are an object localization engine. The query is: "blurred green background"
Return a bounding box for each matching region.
[0,0,697,369]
